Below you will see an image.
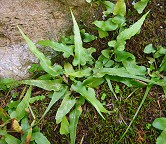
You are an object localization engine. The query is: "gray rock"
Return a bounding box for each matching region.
[0,0,92,80]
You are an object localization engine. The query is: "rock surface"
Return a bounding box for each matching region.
[0,0,90,80]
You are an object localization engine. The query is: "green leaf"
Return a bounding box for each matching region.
[21,117,30,131]
[56,92,76,124]
[103,1,115,16]
[98,29,109,38]
[93,18,118,32]
[159,50,166,72]
[30,95,46,104]
[81,29,97,43]
[111,15,126,25]
[21,118,32,144]
[21,80,63,91]
[41,87,67,120]
[115,50,135,62]
[0,107,10,122]
[158,46,166,55]
[83,77,105,88]
[84,33,96,42]
[60,116,69,135]
[69,68,92,78]
[18,26,63,76]
[64,62,92,78]
[61,35,74,45]
[106,75,145,87]
[0,78,18,91]
[32,132,50,144]
[0,139,6,144]
[93,67,162,86]
[106,77,118,100]
[153,118,166,130]
[116,11,149,50]
[71,82,109,119]
[123,60,146,76]
[5,134,21,144]
[144,44,156,54]
[113,0,126,16]
[108,40,117,48]
[37,40,74,58]
[95,54,114,68]
[71,10,95,67]
[105,60,114,67]
[69,106,82,144]
[10,86,32,121]
[156,129,166,144]
[134,0,150,14]
[102,49,110,58]
[0,127,7,135]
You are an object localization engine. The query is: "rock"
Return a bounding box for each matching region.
[0,0,92,80]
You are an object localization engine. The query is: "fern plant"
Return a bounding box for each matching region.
[0,0,165,143]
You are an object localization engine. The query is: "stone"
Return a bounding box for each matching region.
[0,0,92,80]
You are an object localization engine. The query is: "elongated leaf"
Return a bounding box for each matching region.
[134,0,150,14]
[10,86,32,121]
[71,10,95,67]
[38,40,74,58]
[69,68,92,78]
[21,80,63,91]
[159,53,166,72]
[56,92,76,124]
[116,11,149,50]
[83,77,105,88]
[69,106,82,144]
[71,82,109,119]
[156,129,166,144]
[21,118,32,144]
[18,26,62,76]
[106,77,118,100]
[5,134,21,144]
[32,132,50,144]
[113,0,126,16]
[118,12,149,40]
[60,116,69,135]
[153,118,166,130]
[93,67,163,86]
[41,87,67,120]
[106,75,145,87]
